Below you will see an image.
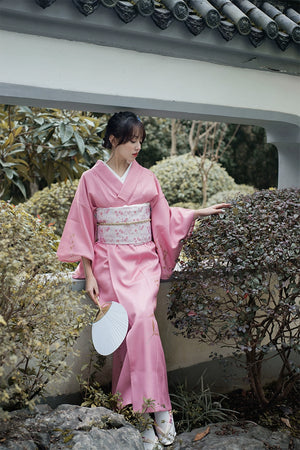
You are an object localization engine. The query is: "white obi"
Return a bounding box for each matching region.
[96,203,152,245]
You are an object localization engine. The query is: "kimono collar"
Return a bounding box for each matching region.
[95,160,143,203]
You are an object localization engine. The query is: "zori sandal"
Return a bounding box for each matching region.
[141,425,163,450]
[154,410,176,446]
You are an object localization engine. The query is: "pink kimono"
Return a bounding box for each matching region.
[57,160,195,412]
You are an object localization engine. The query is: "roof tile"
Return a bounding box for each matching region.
[33,0,300,50]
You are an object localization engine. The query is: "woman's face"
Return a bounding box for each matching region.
[111,129,143,163]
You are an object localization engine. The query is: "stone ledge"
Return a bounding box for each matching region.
[1,405,299,449]
[174,421,300,449]
[0,404,144,450]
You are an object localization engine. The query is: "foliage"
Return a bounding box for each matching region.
[206,185,256,206]
[23,179,79,236]
[0,105,107,201]
[137,117,171,168]
[169,188,300,407]
[186,121,240,206]
[80,380,153,432]
[140,119,276,191]
[172,201,202,209]
[0,201,92,416]
[79,350,155,432]
[170,376,237,433]
[150,154,236,206]
[137,117,195,168]
[220,125,278,189]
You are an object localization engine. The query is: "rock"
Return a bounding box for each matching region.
[0,404,144,450]
[1,406,299,450]
[173,422,300,450]
[0,442,38,450]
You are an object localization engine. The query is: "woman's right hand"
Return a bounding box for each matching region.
[81,257,100,306]
[85,274,100,306]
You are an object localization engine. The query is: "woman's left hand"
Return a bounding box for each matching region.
[194,203,231,219]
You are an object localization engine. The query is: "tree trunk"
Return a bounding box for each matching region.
[246,351,269,407]
[202,173,208,207]
[29,181,39,198]
[170,119,178,156]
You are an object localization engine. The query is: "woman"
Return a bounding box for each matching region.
[57,111,230,449]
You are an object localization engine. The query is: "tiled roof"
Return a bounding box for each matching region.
[34,0,300,51]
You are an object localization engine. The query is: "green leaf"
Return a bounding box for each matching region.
[74,132,85,155]
[18,106,32,114]
[86,145,99,155]
[0,161,17,168]
[3,147,25,156]
[33,123,54,135]
[34,117,45,125]
[43,127,55,144]
[68,149,78,157]
[12,178,27,198]
[60,123,74,144]
[3,168,15,179]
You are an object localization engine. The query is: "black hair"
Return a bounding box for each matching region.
[103,111,146,149]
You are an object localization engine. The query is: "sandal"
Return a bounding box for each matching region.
[141,424,164,450]
[154,410,176,446]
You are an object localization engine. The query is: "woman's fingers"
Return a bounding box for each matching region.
[195,203,232,218]
[85,277,100,306]
[216,203,231,209]
[212,203,232,214]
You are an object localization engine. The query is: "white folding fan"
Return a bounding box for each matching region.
[92,302,129,356]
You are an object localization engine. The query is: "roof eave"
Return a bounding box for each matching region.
[0,0,299,76]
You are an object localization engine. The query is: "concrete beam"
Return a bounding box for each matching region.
[0,30,299,187]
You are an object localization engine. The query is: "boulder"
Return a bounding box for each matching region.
[0,404,143,450]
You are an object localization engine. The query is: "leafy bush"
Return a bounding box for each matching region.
[23,179,79,236]
[169,188,300,407]
[0,105,107,201]
[206,185,256,206]
[171,201,202,209]
[150,154,236,206]
[0,201,92,416]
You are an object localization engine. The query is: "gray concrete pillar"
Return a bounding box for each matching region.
[276,143,300,188]
[265,123,300,188]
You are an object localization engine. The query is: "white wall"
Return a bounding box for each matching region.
[0,29,299,187]
[0,29,299,123]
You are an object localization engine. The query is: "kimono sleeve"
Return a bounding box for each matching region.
[151,174,195,280]
[57,173,96,263]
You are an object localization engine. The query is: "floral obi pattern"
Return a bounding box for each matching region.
[96,203,152,245]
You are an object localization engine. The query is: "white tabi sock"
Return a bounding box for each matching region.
[141,414,163,450]
[154,410,176,445]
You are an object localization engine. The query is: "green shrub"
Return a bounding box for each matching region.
[171,201,202,209]
[23,179,79,236]
[169,188,300,407]
[150,154,236,206]
[206,185,256,206]
[0,201,92,416]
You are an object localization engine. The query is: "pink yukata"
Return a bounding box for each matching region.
[57,160,195,412]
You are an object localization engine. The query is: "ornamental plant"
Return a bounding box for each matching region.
[23,179,79,236]
[150,154,236,206]
[0,201,92,416]
[169,188,300,407]
[0,105,107,201]
[206,184,256,206]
